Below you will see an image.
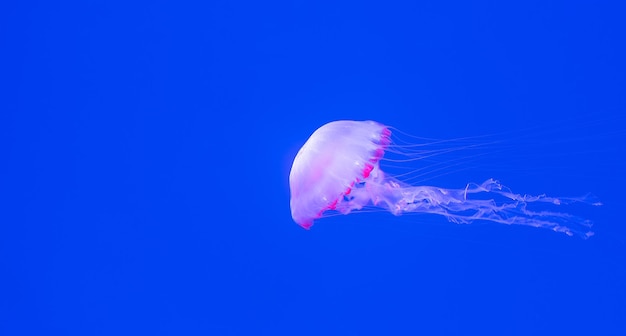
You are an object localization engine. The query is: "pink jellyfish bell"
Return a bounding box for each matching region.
[289,120,391,229]
[289,120,599,238]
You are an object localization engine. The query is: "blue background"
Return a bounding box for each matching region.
[2,1,625,335]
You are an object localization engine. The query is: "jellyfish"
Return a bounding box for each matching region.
[289,120,600,238]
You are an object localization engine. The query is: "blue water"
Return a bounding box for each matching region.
[2,1,625,335]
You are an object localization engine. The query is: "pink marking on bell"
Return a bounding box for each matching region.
[363,163,374,178]
[380,128,392,146]
[371,148,385,162]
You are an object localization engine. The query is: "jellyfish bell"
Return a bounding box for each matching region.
[289,120,391,228]
[289,120,599,238]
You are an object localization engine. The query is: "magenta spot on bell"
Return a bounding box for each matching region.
[362,163,374,178]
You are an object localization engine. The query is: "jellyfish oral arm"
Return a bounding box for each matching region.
[337,165,596,238]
